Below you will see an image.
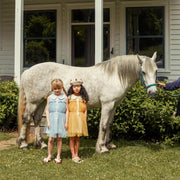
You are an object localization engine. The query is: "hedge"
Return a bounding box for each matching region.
[1,80,180,144]
[0,81,19,130]
[87,81,180,144]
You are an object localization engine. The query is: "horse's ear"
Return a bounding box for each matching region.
[137,54,143,65]
[152,51,157,62]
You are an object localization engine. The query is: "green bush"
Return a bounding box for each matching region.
[1,80,180,144]
[87,81,180,144]
[0,81,19,130]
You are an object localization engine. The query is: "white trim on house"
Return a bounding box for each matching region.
[0,0,2,51]
[14,0,24,86]
[119,0,170,77]
[66,2,115,65]
[95,0,103,64]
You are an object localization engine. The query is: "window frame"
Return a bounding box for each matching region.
[126,6,165,68]
[119,1,169,72]
[23,4,61,69]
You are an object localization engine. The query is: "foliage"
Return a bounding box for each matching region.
[26,41,50,64]
[1,80,180,144]
[0,81,19,130]
[0,138,180,180]
[87,80,180,144]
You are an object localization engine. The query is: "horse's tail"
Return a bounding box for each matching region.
[18,84,31,142]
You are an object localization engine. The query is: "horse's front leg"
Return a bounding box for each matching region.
[105,108,117,150]
[96,102,115,153]
[33,101,48,149]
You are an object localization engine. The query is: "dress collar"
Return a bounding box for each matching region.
[50,93,66,100]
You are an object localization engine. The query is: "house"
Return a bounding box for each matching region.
[0,0,180,85]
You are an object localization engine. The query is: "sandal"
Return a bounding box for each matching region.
[55,158,62,164]
[72,157,83,163]
[43,158,51,163]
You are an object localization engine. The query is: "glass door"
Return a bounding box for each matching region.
[72,25,110,67]
[72,25,95,67]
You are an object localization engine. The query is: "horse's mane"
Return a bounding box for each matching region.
[95,55,140,82]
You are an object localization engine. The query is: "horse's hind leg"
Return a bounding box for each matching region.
[96,102,115,153]
[17,123,29,150]
[105,108,117,150]
[33,100,48,149]
[17,103,37,150]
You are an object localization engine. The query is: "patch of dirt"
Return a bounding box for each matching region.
[0,131,18,151]
[0,131,35,151]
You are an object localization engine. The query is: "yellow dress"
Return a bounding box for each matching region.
[68,95,88,137]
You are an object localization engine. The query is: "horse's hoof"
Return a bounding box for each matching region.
[41,142,48,150]
[100,149,110,154]
[41,146,48,150]
[107,142,117,150]
[102,150,110,154]
[21,146,29,150]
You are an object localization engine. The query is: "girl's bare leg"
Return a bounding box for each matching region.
[74,137,80,158]
[56,136,62,159]
[48,137,54,159]
[70,137,76,159]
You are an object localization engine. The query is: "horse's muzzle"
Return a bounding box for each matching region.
[148,90,157,98]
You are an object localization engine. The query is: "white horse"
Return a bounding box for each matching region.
[17,52,158,153]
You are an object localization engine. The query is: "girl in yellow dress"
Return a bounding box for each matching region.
[65,78,89,163]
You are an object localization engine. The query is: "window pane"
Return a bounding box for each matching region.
[25,39,56,65]
[126,7,164,68]
[127,7,163,36]
[24,10,56,66]
[24,11,56,38]
[103,25,110,61]
[72,8,110,23]
[128,38,163,68]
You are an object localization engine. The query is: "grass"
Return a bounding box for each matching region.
[0,137,180,180]
[0,131,16,141]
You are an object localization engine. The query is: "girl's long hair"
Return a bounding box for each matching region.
[67,85,89,102]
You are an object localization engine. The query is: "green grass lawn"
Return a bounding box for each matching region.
[0,132,16,141]
[0,137,180,180]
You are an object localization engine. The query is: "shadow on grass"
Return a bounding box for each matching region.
[27,137,97,159]
[113,138,180,152]
[25,135,180,160]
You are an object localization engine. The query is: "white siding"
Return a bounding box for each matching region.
[0,0,15,76]
[169,0,180,80]
[1,0,180,81]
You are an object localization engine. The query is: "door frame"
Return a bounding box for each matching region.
[66,2,115,65]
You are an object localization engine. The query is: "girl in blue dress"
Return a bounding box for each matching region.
[43,79,67,164]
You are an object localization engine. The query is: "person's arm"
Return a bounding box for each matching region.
[65,99,69,130]
[45,97,50,128]
[158,82,166,88]
[165,78,180,91]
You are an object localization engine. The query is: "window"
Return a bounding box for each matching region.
[126,7,164,68]
[24,10,56,67]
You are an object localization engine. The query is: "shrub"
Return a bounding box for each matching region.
[87,80,180,144]
[0,81,19,130]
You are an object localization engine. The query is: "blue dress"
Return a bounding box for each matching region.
[44,93,67,138]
